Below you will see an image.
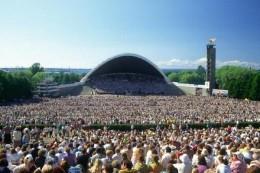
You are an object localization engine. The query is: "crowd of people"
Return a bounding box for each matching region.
[87,74,174,95]
[0,94,259,173]
[0,95,259,126]
[0,123,259,173]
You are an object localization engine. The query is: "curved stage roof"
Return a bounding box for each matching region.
[81,53,170,84]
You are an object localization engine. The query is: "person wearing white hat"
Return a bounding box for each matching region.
[5,144,11,150]
[22,128,30,145]
[174,153,192,173]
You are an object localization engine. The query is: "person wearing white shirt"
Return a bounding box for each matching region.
[7,148,20,166]
[12,128,22,147]
[192,150,201,167]
[174,154,192,173]
[112,148,122,163]
[145,144,154,165]
[101,150,113,166]
[161,146,172,171]
[55,147,65,164]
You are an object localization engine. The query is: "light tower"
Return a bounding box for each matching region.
[206,38,216,95]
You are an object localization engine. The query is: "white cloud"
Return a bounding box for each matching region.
[159,58,181,66]
[156,57,260,69]
[156,57,207,69]
[217,60,260,69]
[196,57,207,65]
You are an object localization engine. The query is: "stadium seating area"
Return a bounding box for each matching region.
[87,73,171,95]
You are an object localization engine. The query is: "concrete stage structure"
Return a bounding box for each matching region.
[81,53,170,84]
[51,53,184,96]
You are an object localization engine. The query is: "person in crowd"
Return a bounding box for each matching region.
[102,164,113,173]
[148,155,162,173]
[161,163,178,173]
[0,158,11,173]
[22,129,30,145]
[101,150,113,167]
[8,148,20,166]
[230,152,246,173]
[215,156,231,173]
[60,160,70,173]
[64,147,76,167]
[12,127,22,148]
[112,148,123,164]
[119,160,135,173]
[161,147,172,171]
[174,153,192,173]
[133,156,149,173]
[35,149,46,169]
[13,154,36,173]
[89,159,102,173]
[0,94,259,173]
[196,156,207,173]
[41,164,53,173]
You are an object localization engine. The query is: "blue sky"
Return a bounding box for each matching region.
[0,0,260,69]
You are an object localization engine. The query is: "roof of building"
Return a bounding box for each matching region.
[81,53,170,84]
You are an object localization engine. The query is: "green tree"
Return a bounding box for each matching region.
[32,72,46,87]
[0,70,33,101]
[179,71,204,84]
[196,65,206,81]
[196,65,206,75]
[216,66,257,99]
[53,72,64,84]
[30,63,44,75]
[52,72,81,84]
[165,71,172,76]
[62,73,70,84]
[250,73,260,100]
[14,70,33,79]
[0,71,5,100]
[166,67,205,84]
[168,72,180,82]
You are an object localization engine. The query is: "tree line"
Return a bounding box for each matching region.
[216,66,260,100]
[1,63,260,101]
[166,65,260,100]
[0,71,32,101]
[166,65,206,85]
[0,63,83,101]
